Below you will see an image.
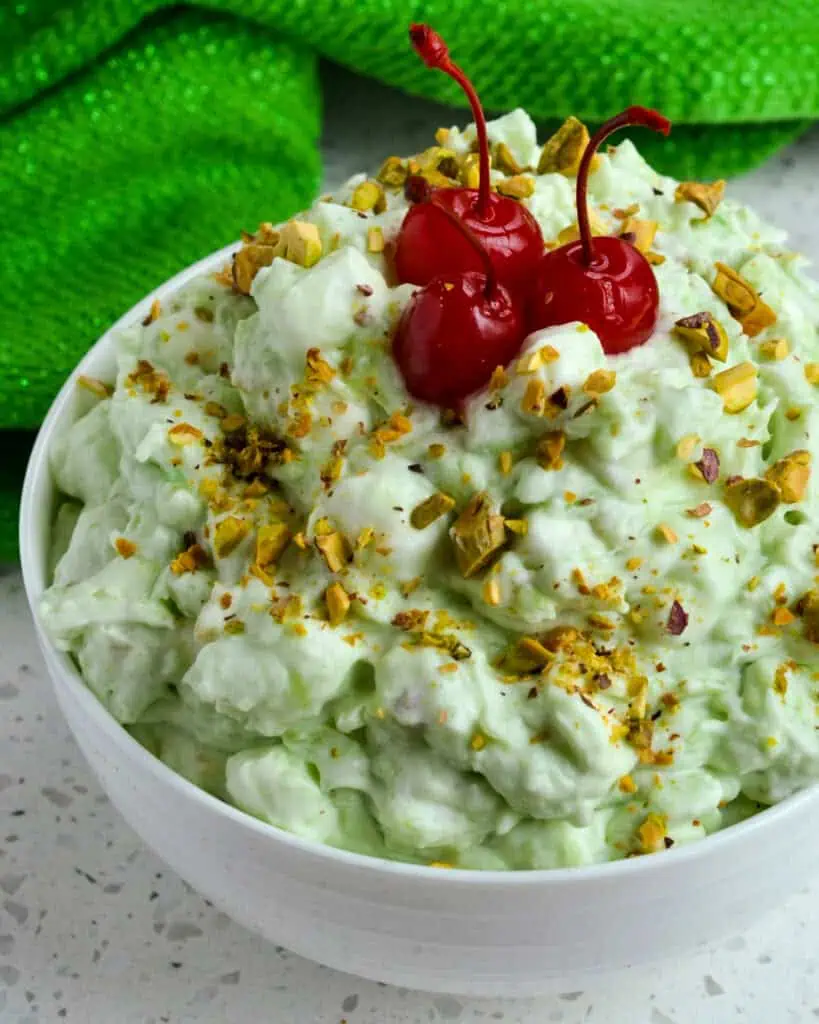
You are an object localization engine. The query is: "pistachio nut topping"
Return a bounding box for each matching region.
[673,312,729,362]
[674,179,725,218]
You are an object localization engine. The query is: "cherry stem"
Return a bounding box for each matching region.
[409,24,491,219]
[428,193,497,298]
[576,106,672,266]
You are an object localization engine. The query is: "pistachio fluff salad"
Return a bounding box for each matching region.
[41,106,819,870]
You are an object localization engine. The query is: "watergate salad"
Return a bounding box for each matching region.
[40,31,819,871]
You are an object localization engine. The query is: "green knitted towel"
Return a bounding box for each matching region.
[2,1,818,561]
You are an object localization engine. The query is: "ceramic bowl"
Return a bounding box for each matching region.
[20,245,819,997]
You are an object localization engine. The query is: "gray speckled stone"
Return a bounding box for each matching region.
[4,65,819,1022]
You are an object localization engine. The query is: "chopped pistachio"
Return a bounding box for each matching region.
[204,400,228,419]
[350,180,386,213]
[498,451,514,475]
[797,589,819,644]
[255,523,290,569]
[656,523,678,544]
[377,156,407,188]
[142,298,162,325]
[692,447,720,484]
[619,218,658,252]
[521,378,546,415]
[320,455,344,488]
[168,423,203,446]
[279,220,323,268]
[250,222,280,246]
[504,518,528,536]
[711,362,758,413]
[772,607,797,627]
[315,530,353,573]
[415,145,459,178]
[482,578,501,606]
[535,430,566,470]
[687,502,712,518]
[582,369,617,396]
[325,582,351,626]
[538,116,598,176]
[492,141,524,175]
[354,527,374,552]
[115,537,137,559]
[495,174,535,200]
[674,179,725,218]
[556,210,606,245]
[689,351,713,378]
[305,347,335,386]
[470,731,488,751]
[712,262,758,317]
[711,262,776,337]
[451,492,506,578]
[673,311,729,362]
[213,516,250,558]
[459,152,481,189]
[740,301,777,338]
[410,491,456,530]
[516,351,544,375]
[427,443,446,459]
[498,635,553,676]
[366,225,385,254]
[233,242,279,294]
[759,338,790,361]
[414,630,471,661]
[392,609,429,632]
[676,433,700,461]
[637,812,669,853]
[765,450,811,503]
[804,363,819,385]
[170,543,208,575]
[724,478,780,528]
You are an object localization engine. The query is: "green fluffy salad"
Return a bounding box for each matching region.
[41,110,819,869]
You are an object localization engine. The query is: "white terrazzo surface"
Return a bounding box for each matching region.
[3,63,819,1024]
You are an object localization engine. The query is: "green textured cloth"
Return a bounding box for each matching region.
[2,1,818,561]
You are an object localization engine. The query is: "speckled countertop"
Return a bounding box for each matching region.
[3,64,819,1024]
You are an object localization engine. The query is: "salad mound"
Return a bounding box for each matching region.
[42,110,819,869]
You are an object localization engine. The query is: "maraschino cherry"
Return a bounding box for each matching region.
[529,107,671,355]
[393,196,526,406]
[393,24,544,294]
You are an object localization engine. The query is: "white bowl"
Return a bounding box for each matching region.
[19,244,819,997]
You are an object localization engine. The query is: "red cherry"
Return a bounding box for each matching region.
[393,272,525,405]
[529,106,671,355]
[393,25,544,294]
[533,237,660,356]
[393,198,527,406]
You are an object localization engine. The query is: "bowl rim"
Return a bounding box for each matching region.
[19,240,819,887]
